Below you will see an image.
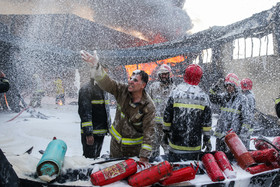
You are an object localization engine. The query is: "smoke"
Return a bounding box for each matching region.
[88,0,193,42]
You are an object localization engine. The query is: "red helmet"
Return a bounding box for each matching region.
[241,78,253,90]
[184,64,203,85]
[224,73,239,87]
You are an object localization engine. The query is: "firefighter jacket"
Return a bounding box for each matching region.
[243,90,256,113]
[163,82,212,154]
[0,77,9,93]
[276,95,280,118]
[78,79,111,136]
[148,81,175,124]
[209,84,253,142]
[90,64,156,159]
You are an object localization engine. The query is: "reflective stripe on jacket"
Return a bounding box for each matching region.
[148,81,175,124]
[78,79,110,136]
[209,84,253,140]
[90,65,156,158]
[163,83,212,153]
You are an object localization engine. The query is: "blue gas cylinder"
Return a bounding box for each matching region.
[36,137,67,177]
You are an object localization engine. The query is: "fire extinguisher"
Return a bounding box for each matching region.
[249,148,278,163]
[90,158,137,186]
[160,165,196,186]
[128,160,172,187]
[253,138,272,150]
[252,136,280,165]
[202,153,225,182]
[246,163,274,174]
[214,151,236,179]
[225,132,256,169]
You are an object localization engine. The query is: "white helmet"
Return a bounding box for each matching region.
[157,64,172,84]
[157,64,171,75]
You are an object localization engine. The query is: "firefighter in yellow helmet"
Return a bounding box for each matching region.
[54,77,65,105]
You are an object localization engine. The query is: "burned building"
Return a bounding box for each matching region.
[0,1,279,116]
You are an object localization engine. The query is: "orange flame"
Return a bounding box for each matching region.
[125,55,187,79]
[57,100,63,106]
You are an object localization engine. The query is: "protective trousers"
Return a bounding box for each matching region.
[81,135,105,159]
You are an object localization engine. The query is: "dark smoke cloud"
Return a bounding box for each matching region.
[88,0,193,41]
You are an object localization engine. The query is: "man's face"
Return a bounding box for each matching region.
[225,84,235,93]
[159,72,170,83]
[128,74,146,93]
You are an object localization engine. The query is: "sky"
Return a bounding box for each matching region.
[184,0,280,33]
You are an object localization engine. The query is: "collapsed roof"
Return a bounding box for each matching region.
[96,2,280,65]
[0,3,279,67]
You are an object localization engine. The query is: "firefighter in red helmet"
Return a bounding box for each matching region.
[163,64,212,161]
[241,78,255,113]
[209,73,253,152]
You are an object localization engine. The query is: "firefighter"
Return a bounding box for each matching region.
[276,94,280,118]
[54,77,65,105]
[209,73,253,151]
[29,74,45,108]
[163,64,212,161]
[0,70,9,93]
[241,78,255,113]
[81,50,156,163]
[78,78,111,159]
[148,64,175,160]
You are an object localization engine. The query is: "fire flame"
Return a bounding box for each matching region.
[125,55,187,79]
[57,100,63,106]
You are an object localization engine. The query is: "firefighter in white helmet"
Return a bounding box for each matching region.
[148,64,176,161]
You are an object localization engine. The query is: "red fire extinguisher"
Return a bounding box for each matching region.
[246,163,274,174]
[249,148,278,163]
[214,151,236,179]
[202,153,225,182]
[160,166,196,186]
[90,158,137,186]
[128,160,172,187]
[225,132,256,169]
[253,138,272,150]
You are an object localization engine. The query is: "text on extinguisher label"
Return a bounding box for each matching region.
[102,161,127,180]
